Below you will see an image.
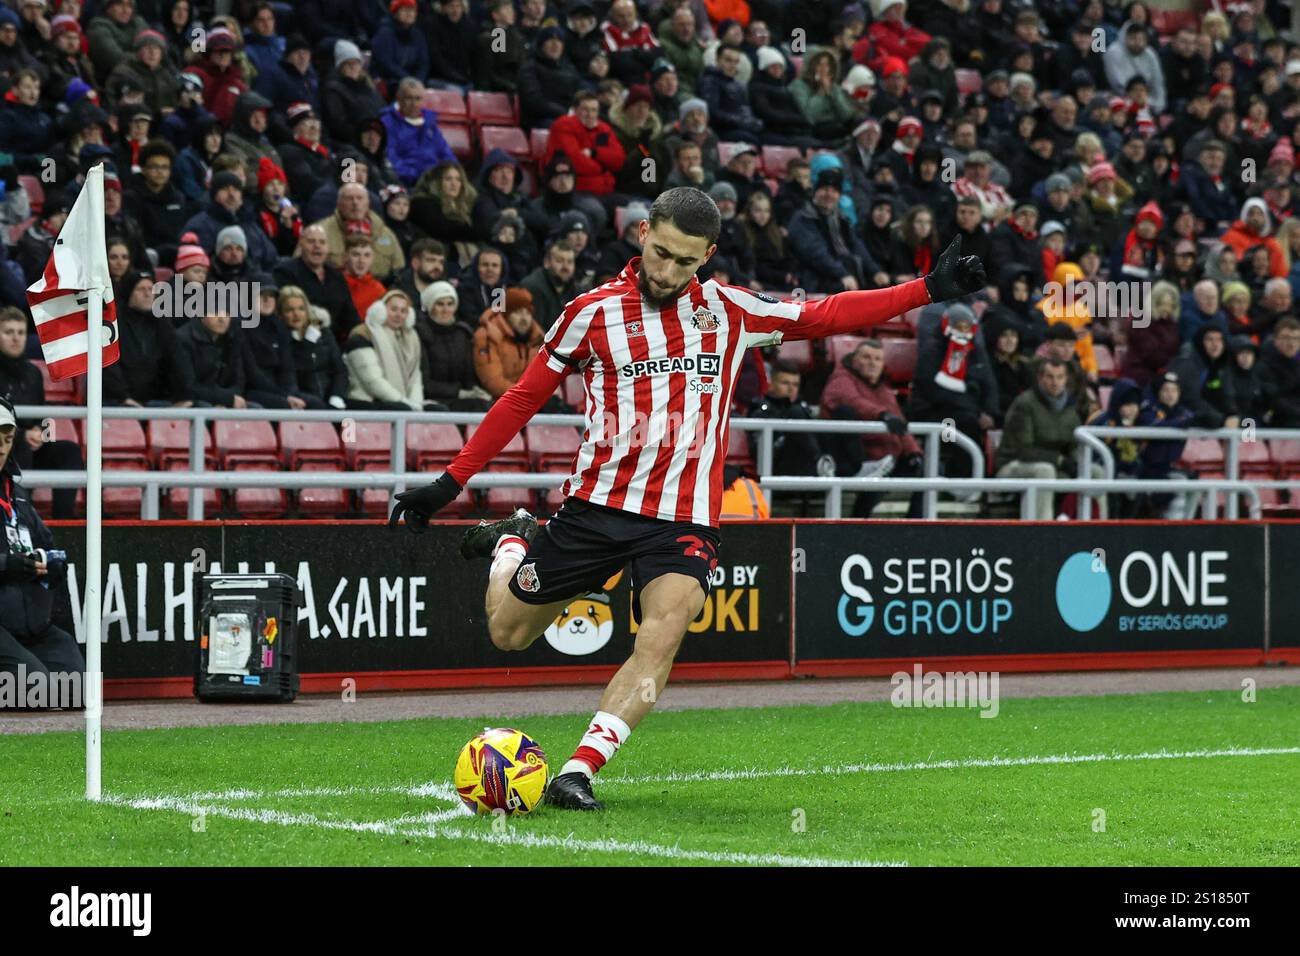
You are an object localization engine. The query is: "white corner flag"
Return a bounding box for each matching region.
[25,163,118,801]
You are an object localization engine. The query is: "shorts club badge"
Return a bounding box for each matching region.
[516,562,541,593]
[690,306,721,332]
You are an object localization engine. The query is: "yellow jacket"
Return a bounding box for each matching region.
[1037,261,1097,375]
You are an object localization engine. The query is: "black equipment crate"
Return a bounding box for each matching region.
[195,573,303,702]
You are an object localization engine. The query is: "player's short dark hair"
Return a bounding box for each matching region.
[649,187,721,243]
[771,359,801,378]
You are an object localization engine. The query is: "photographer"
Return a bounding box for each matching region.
[0,397,83,709]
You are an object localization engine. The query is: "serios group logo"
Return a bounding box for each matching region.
[837,552,1014,637]
[1055,552,1112,632]
[1053,549,1230,633]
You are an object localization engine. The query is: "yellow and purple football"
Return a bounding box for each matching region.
[453,728,549,815]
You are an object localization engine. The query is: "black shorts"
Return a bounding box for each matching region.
[508,497,721,624]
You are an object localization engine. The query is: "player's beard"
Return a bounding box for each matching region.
[637,264,692,309]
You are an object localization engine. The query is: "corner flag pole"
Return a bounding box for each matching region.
[85,277,102,801]
[81,166,107,802]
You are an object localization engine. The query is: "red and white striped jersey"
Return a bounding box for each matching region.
[539,259,928,526]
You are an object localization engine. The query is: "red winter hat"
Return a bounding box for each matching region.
[50,14,80,37]
[1086,161,1117,185]
[504,287,534,314]
[896,115,923,137]
[390,0,417,10]
[881,56,908,78]
[1135,200,1164,228]
[1209,82,1233,100]
[624,84,653,108]
[175,233,210,272]
[1269,139,1294,165]
[257,156,287,192]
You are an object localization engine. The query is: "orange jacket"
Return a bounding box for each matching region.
[720,476,770,519]
[1219,222,1287,278]
[473,309,545,397]
[1038,262,1098,375]
[704,0,751,28]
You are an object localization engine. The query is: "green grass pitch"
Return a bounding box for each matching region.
[2,687,1298,866]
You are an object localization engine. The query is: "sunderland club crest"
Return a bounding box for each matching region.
[516,562,541,593]
[690,306,721,331]
[625,319,644,337]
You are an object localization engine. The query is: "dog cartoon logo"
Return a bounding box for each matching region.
[544,571,622,655]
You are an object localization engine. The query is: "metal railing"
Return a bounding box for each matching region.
[14,405,985,520]
[760,476,1265,520]
[13,405,1296,522]
[1075,425,1300,521]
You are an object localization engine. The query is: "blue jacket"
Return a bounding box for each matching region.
[380,104,455,186]
[253,55,321,114]
[181,200,278,274]
[0,101,56,168]
[242,31,285,80]
[369,16,429,86]
[1136,396,1194,476]
[787,202,878,292]
[1179,164,1238,226]
[1177,292,1228,343]
[697,67,761,138]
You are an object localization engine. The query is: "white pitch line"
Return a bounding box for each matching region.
[595,745,1300,786]
[105,794,896,867]
[168,745,1300,806]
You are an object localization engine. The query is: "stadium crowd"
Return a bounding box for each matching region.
[0,0,1298,520]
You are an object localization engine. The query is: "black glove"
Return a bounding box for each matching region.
[0,551,38,581]
[880,412,908,437]
[924,235,987,302]
[388,473,463,534]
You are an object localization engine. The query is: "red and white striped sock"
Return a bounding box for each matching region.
[490,534,528,575]
[561,711,631,778]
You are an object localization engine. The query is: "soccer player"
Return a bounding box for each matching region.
[389,187,985,810]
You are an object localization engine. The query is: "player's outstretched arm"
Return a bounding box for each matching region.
[387,353,566,533]
[790,235,987,340]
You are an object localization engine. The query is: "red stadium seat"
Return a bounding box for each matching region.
[561,374,585,411]
[32,359,77,405]
[165,473,221,516]
[902,306,924,334]
[346,420,393,469]
[214,419,278,469]
[103,459,147,516]
[777,338,814,372]
[147,418,212,468]
[826,334,865,366]
[530,128,550,161]
[467,423,528,465]
[873,317,913,339]
[1150,9,1199,35]
[406,422,463,470]
[883,338,918,385]
[231,486,288,518]
[423,88,468,123]
[788,55,803,78]
[726,425,754,467]
[295,460,349,515]
[761,145,801,178]
[717,141,749,167]
[527,425,581,472]
[1179,438,1224,474]
[1270,439,1300,477]
[441,122,474,163]
[479,124,530,162]
[955,69,982,95]
[468,91,518,126]
[1237,439,1272,478]
[101,418,147,457]
[279,420,344,469]
[18,174,43,215]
